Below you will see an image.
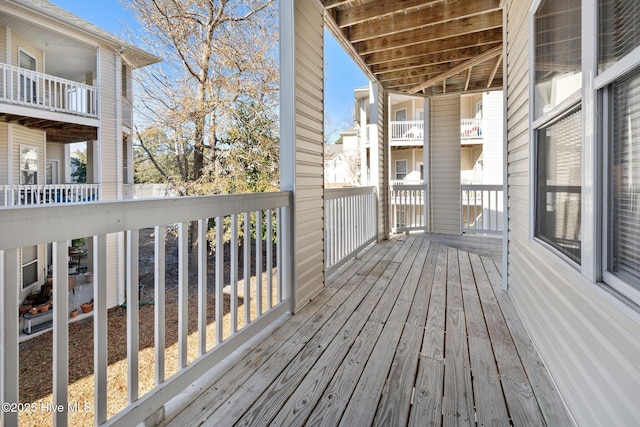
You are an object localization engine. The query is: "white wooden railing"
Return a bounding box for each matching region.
[460,118,482,139]
[390,183,427,233]
[1,184,101,206]
[325,187,377,276]
[0,192,292,426]
[461,184,503,234]
[390,120,423,141]
[0,63,98,118]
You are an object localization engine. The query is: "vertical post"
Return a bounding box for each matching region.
[154,226,165,384]
[197,219,207,355]
[280,0,296,313]
[423,96,430,233]
[178,222,188,368]
[0,249,19,427]
[215,217,224,343]
[126,229,139,403]
[230,215,238,333]
[94,235,108,425]
[53,241,69,426]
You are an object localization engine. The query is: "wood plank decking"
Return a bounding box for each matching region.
[161,233,573,426]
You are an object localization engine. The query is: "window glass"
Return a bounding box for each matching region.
[609,68,640,289]
[536,107,582,263]
[395,160,407,181]
[20,146,38,185]
[599,0,640,73]
[534,0,582,118]
[19,50,36,71]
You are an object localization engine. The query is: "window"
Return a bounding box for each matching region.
[599,0,640,300]
[395,160,407,181]
[534,0,582,118]
[19,49,37,103]
[533,0,582,264]
[535,108,582,263]
[20,145,38,185]
[21,246,38,288]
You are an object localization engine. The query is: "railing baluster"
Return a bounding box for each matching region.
[0,249,19,427]
[215,217,224,343]
[244,212,251,326]
[154,226,166,384]
[266,209,273,310]
[230,215,238,333]
[178,222,188,369]
[255,210,263,317]
[126,229,139,403]
[53,241,69,426]
[198,219,207,356]
[94,234,108,425]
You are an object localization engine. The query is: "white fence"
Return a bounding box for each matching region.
[0,184,100,206]
[390,183,427,233]
[0,192,292,426]
[461,184,503,234]
[460,118,482,139]
[325,187,377,276]
[0,63,98,118]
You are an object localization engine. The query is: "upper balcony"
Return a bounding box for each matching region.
[0,184,100,207]
[0,63,98,119]
[388,118,484,146]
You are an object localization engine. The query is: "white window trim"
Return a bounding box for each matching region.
[18,47,37,70]
[394,108,407,121]
[19,144,39,185]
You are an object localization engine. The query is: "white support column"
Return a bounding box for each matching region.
[52,241,69,426]
[280,0,325,311]
[0,249,19,427]
[423,97,430,232]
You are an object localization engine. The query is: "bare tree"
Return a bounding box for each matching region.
[127,0,278,192]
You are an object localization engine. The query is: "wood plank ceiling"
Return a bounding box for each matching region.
[323,0,504,96]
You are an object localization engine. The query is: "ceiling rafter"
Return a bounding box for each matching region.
[487,53,503,88]
[346,0,501,43]
[355,10,503,56]
[409,45,503,94]
[336,0,440,28]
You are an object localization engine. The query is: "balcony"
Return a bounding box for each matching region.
[0,63,98,119]
[0,184,100,207]
[461,118,483,140]
[0,191,571,426]
[389,120,423,146]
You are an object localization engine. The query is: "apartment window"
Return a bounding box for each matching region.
[21,246,38,288]
[599,0,640,300]
[395,160,407,181]
[532,0,582,263]
[20,145,38,185]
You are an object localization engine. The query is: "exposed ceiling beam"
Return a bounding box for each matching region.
[346,0,502,42]
[487,53,502,88]
[355,10,503,56]
[370,43,501,75]
[322,0,350,10]
[337,0,440,28]
[465,67,472,91]
[409,45,503,93]
[364,31,502,67]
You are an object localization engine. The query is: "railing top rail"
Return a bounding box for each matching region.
[0,191,292,250]
[461,184,503,191]
[325,186,376,200]
[389,120,423,125]
[390,184,426,191]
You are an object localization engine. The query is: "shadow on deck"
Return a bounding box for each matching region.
[160,233,573,426]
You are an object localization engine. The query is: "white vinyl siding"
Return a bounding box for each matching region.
[481,91,504,185]
[292,0,325,310]
[506,1,640,425]
[0,123,8,184]
[429,95,460,234]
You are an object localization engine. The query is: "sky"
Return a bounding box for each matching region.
[50,0,369,143]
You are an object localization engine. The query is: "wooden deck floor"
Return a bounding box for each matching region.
[162,233,573,426]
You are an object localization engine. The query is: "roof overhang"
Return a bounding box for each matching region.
[324,0,504,97]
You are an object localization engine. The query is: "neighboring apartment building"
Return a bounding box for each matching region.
[344,84,503,233]
[0,0,158,309]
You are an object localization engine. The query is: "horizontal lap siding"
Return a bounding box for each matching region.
[430,95,460,234]
[0,124,7,184]
[505,1,640,425]
[294,0,324,310]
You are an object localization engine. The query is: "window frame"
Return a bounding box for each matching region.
[529,0,584,267]
[395,159,407,181]
[597,50,640,305]
[19,144,38,185]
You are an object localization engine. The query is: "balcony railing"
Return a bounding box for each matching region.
[0,192,292,426]
[0,184,101,207]
[0,63,98,118]
[390,182,427,233]
[461,118,482,139]
[461,184,503,235]
[325,186,377,276]
[390,120,423,143]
